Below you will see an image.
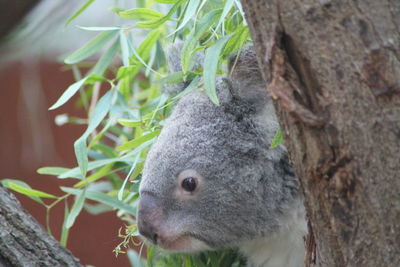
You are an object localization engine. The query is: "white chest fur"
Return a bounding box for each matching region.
[239,201,307,267]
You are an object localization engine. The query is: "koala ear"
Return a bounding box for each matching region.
[227,45,269,107]
[163,41,203,97]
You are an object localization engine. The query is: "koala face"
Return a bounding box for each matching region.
[137,80,299,253]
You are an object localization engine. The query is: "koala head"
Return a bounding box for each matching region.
[137,44,300,253]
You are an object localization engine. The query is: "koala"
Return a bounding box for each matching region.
[137,43,307,267]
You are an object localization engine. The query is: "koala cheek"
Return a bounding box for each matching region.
[137,194,164,245]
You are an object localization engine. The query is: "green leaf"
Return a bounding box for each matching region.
[154,0,179,3]
[117,130,160,152]
[117,118,147,127]
[116,66,136,80]
[85,90,114,136]
[137,0,185,28]
[84,202,113,215]
[157,71,185,84]
[223,25,249,56]
[58,157,137,179]
[127,29,162,76]
[136,29,162,62]
[203,35,232,105]
[118,8,164,20]
[1,179,44,204]
[74,137,88,178]
[118,153,141,200]
[74,163,114,188]
[78,26,122,31]
[60,202,70,247]
[119,31,131,67]
[37,167,70,176]
[84,73,108,84]
[50,39,118,111]
[64,30,119,64]
[4,182,57,199]
[49,77,87,110]
[65,189,86,228]
[91,40,120,75]
[270,128,283,149]
[61,187,137,215]
[65,0,95,26]
[216,0,235,30]
[74,89,114,177]
[168,0,201,36]
[127,249,144,267]
[181,9,222,73]
[172,75,200,100]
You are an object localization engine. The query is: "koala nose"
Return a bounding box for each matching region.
[137,194,161,244]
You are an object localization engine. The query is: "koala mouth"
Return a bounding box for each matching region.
[155,233,211,253]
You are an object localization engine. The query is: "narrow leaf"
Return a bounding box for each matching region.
[65,189,86,228]
[74,137,88,178]
[127,249,144,267]
[64,30,119,64]
[118,153,141,200]
[181,9,222,73]
[6,182,57,199]
[136,0,185,28]
[118,8,164,20]
[37,167,70,176]
[61,187,137,215]
[60,202,70,247]
[91,40,119,75]
[154,0,179,3]
[1,179,44,204]
[203,35,232,105]
[117,130,160,152]
[78,26,121,31]
[168,0,200,37]
[270,128,283,149]
[49,78,87,110]
[66,0,95,26]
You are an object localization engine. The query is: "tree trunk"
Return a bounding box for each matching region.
[241,1,400,266]
[0,186,82,267]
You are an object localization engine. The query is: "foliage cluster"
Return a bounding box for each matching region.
[1,0,257,266]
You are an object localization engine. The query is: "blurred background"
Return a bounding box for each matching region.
[0,1,133,266]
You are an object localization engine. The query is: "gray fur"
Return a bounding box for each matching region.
[138,44,307,266]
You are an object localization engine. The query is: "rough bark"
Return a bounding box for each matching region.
[0,186,82,267]
[0,0,40,42]
[241,0,400,266]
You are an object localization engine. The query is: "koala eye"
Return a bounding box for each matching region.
[181,177,197,192]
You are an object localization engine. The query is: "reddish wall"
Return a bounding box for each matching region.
[0,62,130,267]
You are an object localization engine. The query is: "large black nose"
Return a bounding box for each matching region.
[137,194,161,244]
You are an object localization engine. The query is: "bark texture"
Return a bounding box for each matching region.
[0,186,82,267]
[0,0,40,42]
[241,0,400,266]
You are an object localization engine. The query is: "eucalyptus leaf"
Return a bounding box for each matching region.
[203,35,232,105]
[61,187,137,215]
[137,0,185,28]
[1,179,45,204]
[65,0,95,26]
[37,167,71,176]
[4,182,57,199]
[168,0,201,37]
[64,30,119,64]
[49,77,87,110]
[181,9,222,73]
[65,189,86,228]
[270,128,283,149]
[118,8,164,20]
